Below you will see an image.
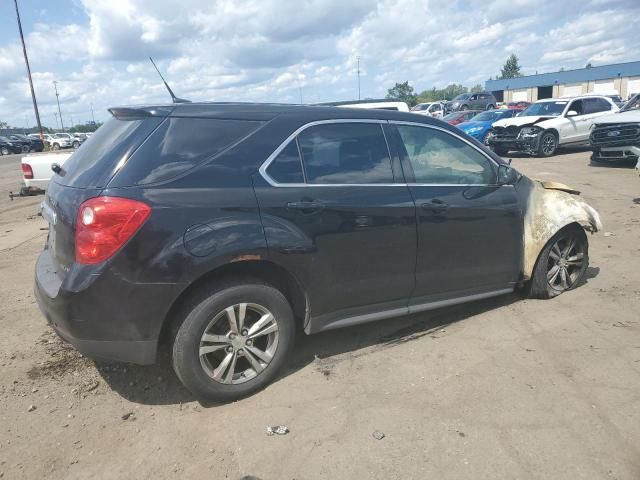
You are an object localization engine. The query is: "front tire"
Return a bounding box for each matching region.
[537,131,558,157]
[172,281,295,402]
[0,147,8,156]
[460,104,469,111]
[52,143,60,151]
[526,225,589,299]
[72,141,80,149]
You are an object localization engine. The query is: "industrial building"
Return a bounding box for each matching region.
[485,60,640,103]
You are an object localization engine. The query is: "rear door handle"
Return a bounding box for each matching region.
[421,199,449,213]
[286,201,325,214]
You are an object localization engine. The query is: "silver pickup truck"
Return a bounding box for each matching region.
[590,93,640,170]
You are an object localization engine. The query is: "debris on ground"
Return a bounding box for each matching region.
[372,430,385,440]
[266,425,289,436]
[27,405,36,412]
[121,412,135,421]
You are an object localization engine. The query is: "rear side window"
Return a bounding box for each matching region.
[584,98,613,114]
[297,123,393,184]
[266,141,304,184]
[114,117,264,186]
[54,116,163,188]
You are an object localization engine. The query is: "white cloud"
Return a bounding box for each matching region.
[1,0,639,128]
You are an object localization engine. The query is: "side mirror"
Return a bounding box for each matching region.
[566,110,578,117]
[497,164,519,185]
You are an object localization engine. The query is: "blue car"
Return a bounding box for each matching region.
[458,109,519,144]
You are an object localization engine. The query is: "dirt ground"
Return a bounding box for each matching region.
[0,149,638,480]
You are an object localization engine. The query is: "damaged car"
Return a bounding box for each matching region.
[34,103,602,402]
[487,95,618,157]
[590,93,640,168]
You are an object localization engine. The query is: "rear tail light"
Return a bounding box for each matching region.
[22,163,34,179]
[75,197,151,265]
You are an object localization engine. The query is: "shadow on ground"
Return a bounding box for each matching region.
[96,292,526,406]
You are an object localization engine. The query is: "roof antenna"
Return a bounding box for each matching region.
[149,57,190,103]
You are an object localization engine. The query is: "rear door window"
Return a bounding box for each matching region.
[266,141,304,184]
[297,123,393,184]
[584,98,613,114]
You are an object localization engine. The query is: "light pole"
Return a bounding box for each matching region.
[14,0,44,139]
[90,103,96,125]
[53,81,64,131]
[54,112,59,130]
[356,56,361,100]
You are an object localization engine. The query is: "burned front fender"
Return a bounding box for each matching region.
[521,179,602,279]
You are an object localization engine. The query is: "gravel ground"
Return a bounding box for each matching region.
[0,149,638,480]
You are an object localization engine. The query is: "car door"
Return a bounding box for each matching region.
[560,99,587,144]
[389,122,522,304]
[253,120,417,331]
[468,94,480,109]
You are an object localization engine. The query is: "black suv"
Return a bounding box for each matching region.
[35,103,600,401]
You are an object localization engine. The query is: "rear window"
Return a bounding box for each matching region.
[54,116,163,188]
[113,117,264,186]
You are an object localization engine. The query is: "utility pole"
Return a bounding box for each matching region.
[54,112,59,130]
[53,81,64,131]
[70,113,74,129]
[90,103,96,125]
[356,56,361,100]
[14,0,44,139]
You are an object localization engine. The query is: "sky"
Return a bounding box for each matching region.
[1,0,639,128]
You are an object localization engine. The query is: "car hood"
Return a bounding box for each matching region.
[593,109,640,125]
[493,115,556,128]
[459,121,490,130]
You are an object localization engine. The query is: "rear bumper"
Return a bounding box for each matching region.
[34,248,176,365]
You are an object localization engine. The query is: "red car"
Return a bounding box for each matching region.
[442,110,482,126]
[506,101,531,110]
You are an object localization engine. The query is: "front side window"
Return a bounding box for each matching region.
[297,123,393,184]
[567,99,584,116]
[397,125,496,185]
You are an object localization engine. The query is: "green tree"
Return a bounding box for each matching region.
[585,62,593,68]
[386,81,418,106]
[416,84,468,103]
[470,84,483,93]
[499,54,522,79]
[0,121,9,129]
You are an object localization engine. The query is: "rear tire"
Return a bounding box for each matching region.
[0,147,8,156]
[172,281,296,402]
[52,143,60,151]
[486,104,494,110]
[525,225,589,299]
[72,141,80,149]
[493,146,509,156]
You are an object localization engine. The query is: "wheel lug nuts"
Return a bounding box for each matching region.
[246,339,252,346]
[229,333,236,339]
[226,346,233,353]
[241,329,248,336]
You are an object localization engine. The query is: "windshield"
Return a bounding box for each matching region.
[470,111,498,122]
[620,94,640,112]
[453,94,470,101]
[520,101,567,117]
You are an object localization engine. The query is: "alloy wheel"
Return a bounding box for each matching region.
[546,234,585,291]
[541,133,556,155]
[199,303,279,385]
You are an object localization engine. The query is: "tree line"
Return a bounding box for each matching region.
[386,54,522,107]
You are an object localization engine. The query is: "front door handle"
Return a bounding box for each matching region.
[287,201,325,214]
[421,199,449,213]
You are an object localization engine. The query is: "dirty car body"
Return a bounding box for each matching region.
[34,103,602,400]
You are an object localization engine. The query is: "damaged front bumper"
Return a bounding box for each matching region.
[487,131,543,155]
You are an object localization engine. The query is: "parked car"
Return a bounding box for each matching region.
[55,133,84,149]
[20,152,73,190]
[411,102,445,118]
[487,95,619,157]
[35,102,602,402]
[442,110,482,126]
[446,92,497,112]
[589,93,640,167]
[457,109,520,144]
[9,134,44,152]
[504,101,531,111]
[604,94,624,108]
[316,99,410,112]
[0,136,24,155]
[42,133,73,150]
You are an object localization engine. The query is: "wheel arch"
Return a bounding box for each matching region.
[522,183,601,280]
[159,259,308,345]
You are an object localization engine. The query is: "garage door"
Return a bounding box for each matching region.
[562,84,583,97]
[511,89,528,102]
[593,79,617,94]
[628,77,640,96]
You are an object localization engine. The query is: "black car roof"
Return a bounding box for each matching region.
[108,102,444,125]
